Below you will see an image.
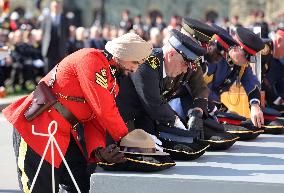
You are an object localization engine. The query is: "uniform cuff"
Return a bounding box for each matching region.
[248,86,261,102]
[249,99,260,105]
[174,116,187,130]
[193,98,208,117]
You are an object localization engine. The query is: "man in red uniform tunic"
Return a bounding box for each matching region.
[3,33,152,193]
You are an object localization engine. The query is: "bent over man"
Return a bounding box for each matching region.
[3,33,152,193]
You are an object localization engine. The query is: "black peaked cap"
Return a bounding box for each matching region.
[182,18,218,42]
[211,24,238,50]
[235,27,265,54]
[169,29,206,61]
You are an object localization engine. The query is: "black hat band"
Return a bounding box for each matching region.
[168,35,198,61]
[120,146,156,154]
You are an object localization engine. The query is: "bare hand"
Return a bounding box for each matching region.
[250,104,264,128]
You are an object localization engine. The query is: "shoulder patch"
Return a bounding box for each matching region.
[147,56,160,69]
[203,73,214,84]
[95,68,108,89]
[190,57,202,72]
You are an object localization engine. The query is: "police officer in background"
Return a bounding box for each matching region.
[116,29,208,144]
[167,19,239,148]
[205,25,265,128]
[262,27,284,111]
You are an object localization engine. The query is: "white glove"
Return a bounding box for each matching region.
[150,134,163,152]
[273,97,282,105]
[209,105,218,116]
[174,116,187,130]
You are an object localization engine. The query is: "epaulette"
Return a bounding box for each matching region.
[102,49,113,62]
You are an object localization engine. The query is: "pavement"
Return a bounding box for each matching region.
[0,95,26,193]
[0,114,21,193]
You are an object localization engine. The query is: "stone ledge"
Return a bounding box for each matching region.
[90,134,284,193]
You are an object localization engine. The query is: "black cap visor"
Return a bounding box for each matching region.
[168,35,199,61]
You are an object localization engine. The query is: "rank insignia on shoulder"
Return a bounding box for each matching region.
[147,56,160,69]
[95,68,108,89]
[191,62,198,72]
[203,73,213,84]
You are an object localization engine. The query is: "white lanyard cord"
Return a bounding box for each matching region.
[29,121,82,193]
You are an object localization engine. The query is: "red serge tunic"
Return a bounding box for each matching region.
[3,48,128,168]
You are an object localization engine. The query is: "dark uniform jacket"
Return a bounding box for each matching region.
[263,57,284,105]
[204,58,261,104]
[116,48,209,131]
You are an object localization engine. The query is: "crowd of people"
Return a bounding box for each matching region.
[0,1,281,98]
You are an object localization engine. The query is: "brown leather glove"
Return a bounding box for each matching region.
[93,144,126,163]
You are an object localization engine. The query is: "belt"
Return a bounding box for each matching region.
[53,102,88,158]
[53,102,80,130]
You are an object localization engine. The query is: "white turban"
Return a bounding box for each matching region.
[105,33,153,61]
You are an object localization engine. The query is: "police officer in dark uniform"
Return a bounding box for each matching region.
[116,29,209,156]
[171,18,240,148]
[181,20,269,141]
[262,28,284,112]
[208,26,264,127]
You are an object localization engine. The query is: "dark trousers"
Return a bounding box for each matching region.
[0,66,4,87]
[10,62,23,89]
[13,129,90,193]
